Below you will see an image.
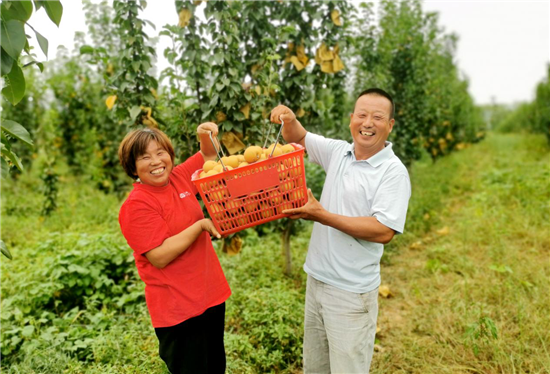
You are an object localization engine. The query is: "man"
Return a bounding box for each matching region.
[270,88,411,373]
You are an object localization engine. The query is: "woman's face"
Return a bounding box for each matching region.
[135,140,173,187]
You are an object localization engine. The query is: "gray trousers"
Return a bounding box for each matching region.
[303,275,379,374]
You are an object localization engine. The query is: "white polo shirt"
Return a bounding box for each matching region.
[304,132,411,293]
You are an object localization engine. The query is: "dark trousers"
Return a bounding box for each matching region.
[155,302,226,374]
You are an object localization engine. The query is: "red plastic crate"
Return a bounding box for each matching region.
[191,144,307,236]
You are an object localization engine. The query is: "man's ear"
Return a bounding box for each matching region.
[388,118,395,133]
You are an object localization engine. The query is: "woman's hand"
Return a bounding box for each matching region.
[200,218,221,239]
[197,122,220,161]
[197,122,218,137]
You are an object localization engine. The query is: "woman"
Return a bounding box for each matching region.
[118,123,231,374]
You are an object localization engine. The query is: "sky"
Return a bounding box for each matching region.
[26,0,550,106]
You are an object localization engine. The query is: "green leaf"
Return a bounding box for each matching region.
[222,121,233,131]
[1,157,9,179]
[21,325,34,337]
[0,19,26,59]
[23,37,30,53]
[489,264,513,274]
[42,0,63,27]
[0,240,12,260]
[144,19,156,30]
[23,60,44,72]
[2,63,26,105]
[230,82,241,94]
[213,53,223,65]
[1,131,9,148]
[33,0,43,11]
[129,106,142,120]
[1,47,14,75]
[0,1,33,23]
[201,108,213,120]
[1,120,33,147]
[1,144,23,171]
[209,94,219,106]
[32,27,48,57]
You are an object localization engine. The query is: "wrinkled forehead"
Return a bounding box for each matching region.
[354,94,392,116]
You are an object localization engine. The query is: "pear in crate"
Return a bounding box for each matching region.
[221,156,239,168]
[244,146,263,163]
[281,144,295,154]
[202,160,218,173]
[265,144,283,157]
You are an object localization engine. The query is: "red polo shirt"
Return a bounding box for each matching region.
[119,152,231,328]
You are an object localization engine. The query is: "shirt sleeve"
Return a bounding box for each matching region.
[305,132,348,172]
[371,172,411,234]
[173,151,204,195]
[119,197,171,255]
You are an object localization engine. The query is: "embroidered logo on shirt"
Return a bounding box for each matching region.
[179,192,191,199]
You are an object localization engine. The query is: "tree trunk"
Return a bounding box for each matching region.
[282,220,293,276]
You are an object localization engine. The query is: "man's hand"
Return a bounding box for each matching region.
[270,105,307,147]
[282,189,325,222]
[200,218,221,239]
[270,105,297,125]
[197,122,218,136]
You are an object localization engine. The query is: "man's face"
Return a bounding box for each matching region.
[349,94,395,160]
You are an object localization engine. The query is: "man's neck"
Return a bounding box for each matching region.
[354,143,386,161]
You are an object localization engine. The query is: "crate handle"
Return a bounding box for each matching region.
[209,118,285,170]
[208,131,228,171]
[269,119,284,158]
[262,116,285,152]
[262,120,275,149]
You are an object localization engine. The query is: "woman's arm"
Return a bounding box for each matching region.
[144,218,220,268]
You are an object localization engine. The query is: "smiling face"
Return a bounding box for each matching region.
[135,140,173,187]
[349,94,395,160]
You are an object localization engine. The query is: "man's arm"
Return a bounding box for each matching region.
[283,189,395,244]
[270,105,307,148]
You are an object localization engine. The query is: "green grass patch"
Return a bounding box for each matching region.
[373,133,550,373]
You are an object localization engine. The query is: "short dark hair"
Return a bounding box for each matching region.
[356,88,395,119]
[118,127,175,179]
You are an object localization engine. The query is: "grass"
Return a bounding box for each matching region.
[1,133,549,373]
[372,133,550,373]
